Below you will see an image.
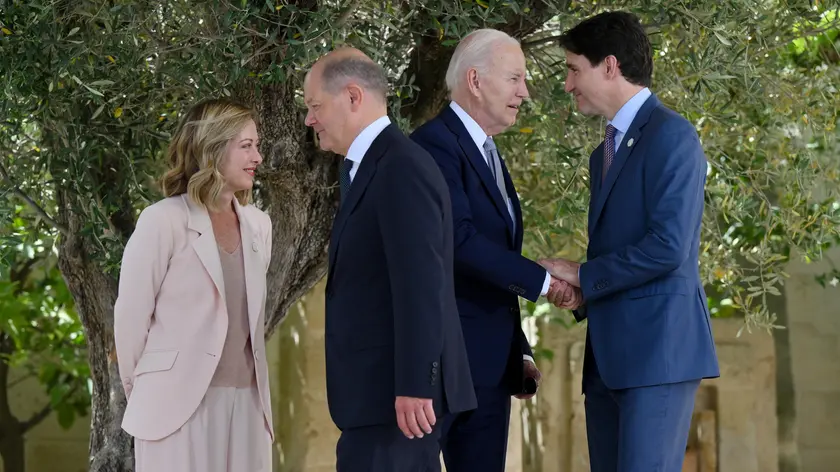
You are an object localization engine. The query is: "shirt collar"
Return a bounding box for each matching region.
[449,101,488,152]
[608,87,651,135]
[346,115,391,165]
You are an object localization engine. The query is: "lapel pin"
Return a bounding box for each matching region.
[627,138,634,147]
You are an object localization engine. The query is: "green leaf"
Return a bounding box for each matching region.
[704,72,737,80]
[57,404,76,429]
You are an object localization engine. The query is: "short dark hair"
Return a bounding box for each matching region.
[558,11,653,87]
[321,57,388,100]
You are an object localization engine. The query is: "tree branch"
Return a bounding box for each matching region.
[10,256,41,293]
[20,402,52,433]
[7,373,35,389]
[0,161,69,235]
[20,383,80,433]
[336,0,360,26]
[522,35,562,50]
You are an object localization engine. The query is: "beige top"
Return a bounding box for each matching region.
[210,243,256,387]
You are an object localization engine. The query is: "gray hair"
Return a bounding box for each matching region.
[445,29,520,93]
[321,57,388,101]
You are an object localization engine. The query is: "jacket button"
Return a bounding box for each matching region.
[432,361,438,368]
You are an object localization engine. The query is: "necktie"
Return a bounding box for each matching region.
[482,137,515,232]
[602,124,617,183]
[339,158,353,204]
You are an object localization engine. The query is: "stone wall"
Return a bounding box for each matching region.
[785,247,840,471]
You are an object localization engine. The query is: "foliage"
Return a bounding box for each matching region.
[0,203,90,430]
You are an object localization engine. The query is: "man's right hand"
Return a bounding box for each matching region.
[395,396,436,439]
[547,277,583,310]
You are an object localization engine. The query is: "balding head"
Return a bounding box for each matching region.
[308,47,388,102]
[304,48,391,156]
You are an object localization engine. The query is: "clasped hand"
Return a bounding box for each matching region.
[540,258,583,310]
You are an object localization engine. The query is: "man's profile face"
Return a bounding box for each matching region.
[564,51,608,117]
[304,69,351,155]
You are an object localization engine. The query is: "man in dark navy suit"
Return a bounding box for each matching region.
[304,48,476,471]
[541,12,720,472]
[411,30,580,472]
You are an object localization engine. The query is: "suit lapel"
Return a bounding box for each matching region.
[590,95,659,234]
[498,154,522,248]
[233,200,264,337]
[185,195,226,304]
[327,124,392,281]
[440,107,515,241]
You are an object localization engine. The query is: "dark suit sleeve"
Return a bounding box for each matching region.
[412,133,548,302]
[580,120,706,302]
[376,154,446,399]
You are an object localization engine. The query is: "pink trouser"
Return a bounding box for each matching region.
[135,386,272,472]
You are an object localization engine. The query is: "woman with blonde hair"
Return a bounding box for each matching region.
[114,97,274,471]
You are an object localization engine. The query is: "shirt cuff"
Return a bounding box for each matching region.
[540,271,551,296]
[523,354,535,365]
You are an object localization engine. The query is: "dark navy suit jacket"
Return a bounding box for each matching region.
[324,124,476,430]
[411,106,547,392]
[576,94,720,390]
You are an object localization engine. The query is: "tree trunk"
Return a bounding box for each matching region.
[0,424,25,472]
[56,190,134,472]
[0,340,26,472]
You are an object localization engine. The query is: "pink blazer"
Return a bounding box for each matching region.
[114,194,274,442]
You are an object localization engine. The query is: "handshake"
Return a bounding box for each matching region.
[539,258,583,310]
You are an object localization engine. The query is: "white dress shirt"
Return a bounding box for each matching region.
[344,115,392,182]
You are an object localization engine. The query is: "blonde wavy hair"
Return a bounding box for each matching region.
[161,98,259,211]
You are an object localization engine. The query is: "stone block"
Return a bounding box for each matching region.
[800,449,840,472]
[24,439,89,472]
[796,391,840,449]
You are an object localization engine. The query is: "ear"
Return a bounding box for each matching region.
[603,55,620,80]
[347,84,364,111]
[467,68,481,96]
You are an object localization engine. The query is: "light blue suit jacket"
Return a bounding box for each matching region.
[576,93,720,390]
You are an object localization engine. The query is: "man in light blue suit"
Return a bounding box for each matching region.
[541,11,720,472]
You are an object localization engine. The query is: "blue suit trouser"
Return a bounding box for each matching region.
[584,341,700,472]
